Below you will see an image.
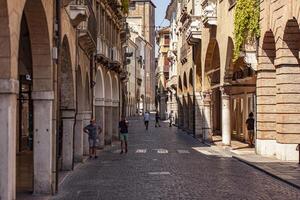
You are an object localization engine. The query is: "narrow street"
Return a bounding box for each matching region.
[52,117,300,200]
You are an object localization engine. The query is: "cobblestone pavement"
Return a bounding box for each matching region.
[52,118,300,200]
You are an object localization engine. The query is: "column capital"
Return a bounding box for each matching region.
[220,85,231,96]
[32,91,54,100]
[0,78,19,94]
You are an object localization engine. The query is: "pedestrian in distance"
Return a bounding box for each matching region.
[169,111,174,127]
[83,119,102,159]
[144,111,150,130]
[246,112,255,147]
[155,111,161,127]
[119,116,129,154]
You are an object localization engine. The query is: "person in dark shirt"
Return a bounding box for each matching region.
[155,111,161,127]
[119,116,129,154]
[83,119,102,159]
[246,112,255,147]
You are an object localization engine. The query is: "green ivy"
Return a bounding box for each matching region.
[233,0,260,60]
[121,0,129,14]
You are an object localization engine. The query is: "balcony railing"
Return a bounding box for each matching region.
[77,0,97,54]
[186,16,202,45]
[97,36,109,62]
[201,0,217,26]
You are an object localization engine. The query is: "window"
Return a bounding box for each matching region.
[164,35,170,45]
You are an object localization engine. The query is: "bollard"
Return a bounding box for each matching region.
[297,144,300,164]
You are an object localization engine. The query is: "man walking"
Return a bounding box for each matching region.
[83,119,102,159]
[155,111,161,127]
[119,116,129,154]
[144,111,150,130]
[169,111,174,127]
[246,112,255,147]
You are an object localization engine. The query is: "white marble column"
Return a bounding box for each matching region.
[61,110,75,171]
[105,99,112,145]
[32,91,54,194]
[203,91,212,141]
[0,79,18,200]
[95,98,105,147]
[74,113,83,162]
[221,87,231,146]
[194,92,203,138]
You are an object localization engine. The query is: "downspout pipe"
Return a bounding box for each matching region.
[55,0,61,194]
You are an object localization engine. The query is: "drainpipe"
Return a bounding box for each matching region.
[55,0,61,194]
[192,45,196,138]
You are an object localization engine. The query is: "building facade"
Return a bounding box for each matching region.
[165,0,179,126]
[156,27,171,119]
[169,0,300,161]
[127,0,156,111]
[0,0,127,199]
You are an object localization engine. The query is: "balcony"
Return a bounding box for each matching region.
[96,36,110,65]
[108,47,122,70]
[186,16,202,45]
[65,0,90,27]
[77,0,97,55]
[201,0,217,26]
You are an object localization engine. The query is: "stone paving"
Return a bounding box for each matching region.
[52,117,300,200]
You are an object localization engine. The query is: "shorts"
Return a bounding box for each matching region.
[88,138,97,148]
[120,133,128,141]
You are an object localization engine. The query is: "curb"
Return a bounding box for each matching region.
[233,156,300,190]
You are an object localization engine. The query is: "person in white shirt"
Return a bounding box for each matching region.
[144,111,150,130]
[169,111,174,127]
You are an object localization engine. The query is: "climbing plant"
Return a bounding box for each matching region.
[233,0,260,60]
[121,0,130,14]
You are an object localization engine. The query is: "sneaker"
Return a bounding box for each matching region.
[95,156,98,159]
[89,156,93,159]
[125,149,128,153]
[120,150,124,154]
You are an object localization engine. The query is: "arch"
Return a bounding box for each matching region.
[84,73,90,110]
[178,76,183,94]
[204,40,220,89]
[95,67,105,99]
[183,72,188,92]
[0,0,11,78]
[111,74,119,101]
[76,66,84,111]
[189,69,193,92]
[224,37,234,81]
[59,35,75,109]
[282,18,300,64]
[105,71,112,101]
[24,0,52,91]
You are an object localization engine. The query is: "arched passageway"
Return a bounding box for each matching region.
[95,67,105,147]
[16,0,53,195]
[58,36,75,171]
[104,71,112,144]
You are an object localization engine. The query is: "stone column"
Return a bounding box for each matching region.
[104,99,112,145]
[194,92,203,138]
[178,95,184,128]
[95,98,105,147]
[32,91,54,194]
[221,87,231,146]
[61,110,75,171]
[74,113,83,162]
[203,91,212,141]
[183,94,189,131]
[112,100,120,141]
[82,111,92,155]
[0,79,18,200]
[188,93,194,133]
